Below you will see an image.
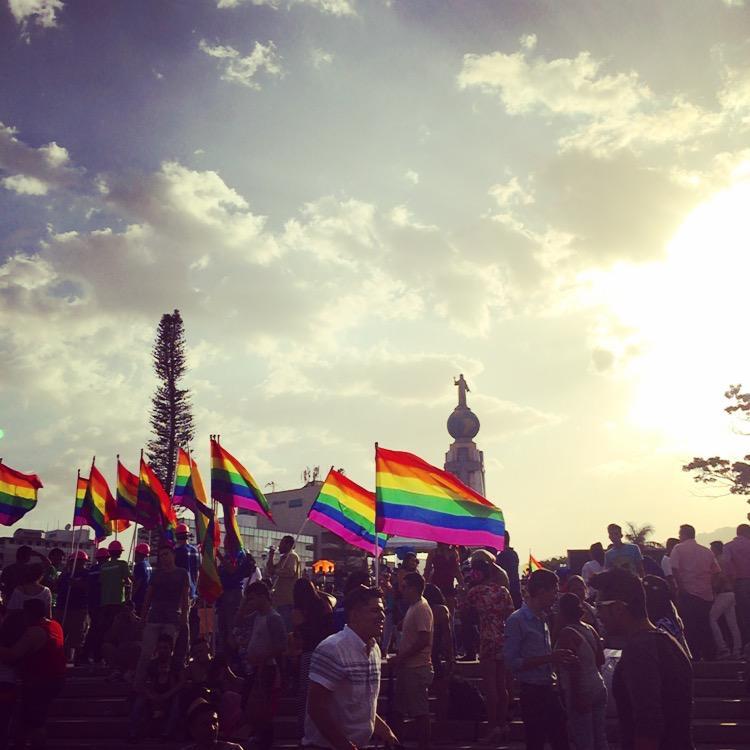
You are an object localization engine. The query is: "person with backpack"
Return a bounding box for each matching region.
[555,593,608,750]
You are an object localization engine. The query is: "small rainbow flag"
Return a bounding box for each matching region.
[73,474,89,527]
[82,464,114,542]
[115,459,139,522]
[309,469,385,556]
[210,438,272,521]
[197,509,223,604]
[0,462,42,526]
[528,553,543,573]
[375,447,505,549]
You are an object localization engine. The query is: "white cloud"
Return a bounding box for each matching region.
[458,39,723,156]
[489,175,533,208]
[8,0,63,37]
[217,0,355,15]
[0,122,78,195]
[199,40,283,89]
[403,169,419,185]
[1,174,49,195]
[311,48,334,68]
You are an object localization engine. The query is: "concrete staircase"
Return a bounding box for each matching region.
[43,659,749,749]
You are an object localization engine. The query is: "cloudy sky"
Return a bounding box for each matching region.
[2,0,750,557]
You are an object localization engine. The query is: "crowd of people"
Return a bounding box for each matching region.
[0,519,748,750]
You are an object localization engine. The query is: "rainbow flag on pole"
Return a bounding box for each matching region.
[375,447,505,549]
[528,553,543,573]
[197,509,223,604]
[210,438,272,521]
[82,463,114,542]
[115,459,139,522]
[309,469,385,555]
[139,457,176,534]
[73,474,88,526]
[0,462,42,526]
[174,448,218,548]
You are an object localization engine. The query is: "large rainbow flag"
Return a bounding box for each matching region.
[139,457,176,533]
[81,464,114,542]
[210,438,272,521]
[0,462,42,526]
[115,459,139,522]
[309,469,385,556]
[375,447,505,550]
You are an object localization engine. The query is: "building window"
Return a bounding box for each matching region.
[288,498,303,508]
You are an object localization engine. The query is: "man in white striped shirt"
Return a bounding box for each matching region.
[303,586,398,750]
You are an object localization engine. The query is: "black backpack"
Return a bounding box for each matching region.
[447,676,486,721]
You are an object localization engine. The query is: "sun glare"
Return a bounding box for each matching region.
[589,177,750,454]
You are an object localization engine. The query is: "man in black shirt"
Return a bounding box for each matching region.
[591,568,694,750]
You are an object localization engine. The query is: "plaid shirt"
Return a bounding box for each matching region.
[175,543,200,598]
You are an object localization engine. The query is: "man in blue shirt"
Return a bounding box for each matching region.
[504,568,576,750]
[132,542,152,616]
[604,524,645,578]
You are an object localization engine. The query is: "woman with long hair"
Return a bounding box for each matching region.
[292,578,335,731]
[465,559,514,744]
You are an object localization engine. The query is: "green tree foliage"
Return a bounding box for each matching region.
[146,309,195,493]
[683,384,750,502]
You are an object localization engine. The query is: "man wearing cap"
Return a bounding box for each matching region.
[174,523,200,666]
[132,543,152,617]
[99,540,132,640]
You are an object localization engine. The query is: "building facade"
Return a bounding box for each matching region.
[0,527,95,568]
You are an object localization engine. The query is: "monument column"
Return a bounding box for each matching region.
[444,374,486,495]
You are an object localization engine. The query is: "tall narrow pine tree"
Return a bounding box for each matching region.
[146,309,195,496]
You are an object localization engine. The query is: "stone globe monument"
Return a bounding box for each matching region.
[444,374,486,495]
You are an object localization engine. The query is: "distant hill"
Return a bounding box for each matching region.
[697,527,736,546]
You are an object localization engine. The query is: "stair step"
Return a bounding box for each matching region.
[51,697,130,717]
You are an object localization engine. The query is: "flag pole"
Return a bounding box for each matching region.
[374,443,379,585]
[62,469,85,648]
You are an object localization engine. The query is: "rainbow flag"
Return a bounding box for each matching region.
[0,462,42,526]
[173,447,193,507]
[82,464,114,542]
[115,459,139,522]
[139,457,176,533]
[174,448,218,548]
[375,447,505,549]
[197,509,223,604]
[309,469,385,556]
[210,438,272,521]
[73,475,89,527]
[528,553,543,573]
